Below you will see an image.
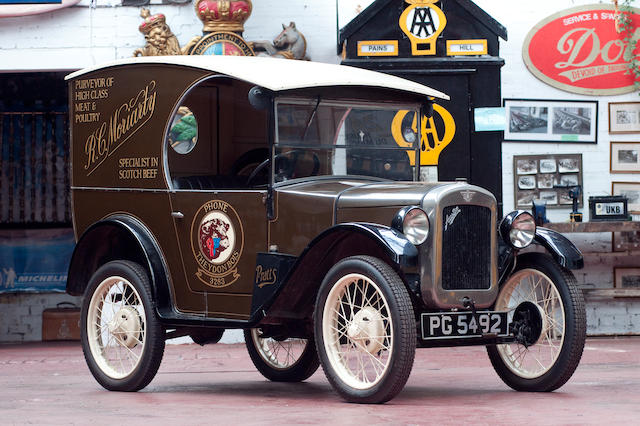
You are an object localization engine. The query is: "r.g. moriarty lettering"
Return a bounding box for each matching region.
[83,80,157,175]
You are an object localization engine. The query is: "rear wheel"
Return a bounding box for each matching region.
[81,260,165,391]
[244,328,319,382]
[314,256,416,404]
[487,253,586,392]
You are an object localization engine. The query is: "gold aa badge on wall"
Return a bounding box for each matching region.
[190,200,244,288]
[399,0,447,56]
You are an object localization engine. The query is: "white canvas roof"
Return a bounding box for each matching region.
[65,55,449,100]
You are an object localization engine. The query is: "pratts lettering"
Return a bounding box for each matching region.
[255,265,277,288]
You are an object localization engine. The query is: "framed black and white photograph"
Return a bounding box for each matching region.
[539,191,558,204]
[614,267,640,289]
[608,102,640,133]
[612,182,640,214]
[513,154,583,209]
[504,99,597,143]
[558,157,580,173]
[516,158,537,174]
[559,174,579,187]
[610,142,640,173]
[613,231,640,252]
[539,159,557,173]
[537,174,555,189]
[518,175,536,189]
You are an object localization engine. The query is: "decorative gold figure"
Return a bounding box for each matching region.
[133,8,182,57]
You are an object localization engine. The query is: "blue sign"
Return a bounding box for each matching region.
[474,107,506,132]
[0,228,75,293]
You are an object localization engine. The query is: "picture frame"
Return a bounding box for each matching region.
[610,142,640,173]
[513,154,583,209]
[612,231,640,252]
[612,181,640,214]
[504,99,598,143]
[608,102,640,134]
[614,267,640,289]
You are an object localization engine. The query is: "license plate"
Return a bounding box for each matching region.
[421,311,509,340]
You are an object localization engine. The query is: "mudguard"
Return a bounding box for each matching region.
[534,227,584,270]
[258,222,419,321]
[66,215,174,309]
[320,222,419,267]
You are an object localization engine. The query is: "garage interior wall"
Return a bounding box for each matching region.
[0,0,637,340]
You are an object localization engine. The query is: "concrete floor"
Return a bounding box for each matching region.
[0,337,638,425]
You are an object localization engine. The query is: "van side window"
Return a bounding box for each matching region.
[166,77,268,190]
[168,106,198,155]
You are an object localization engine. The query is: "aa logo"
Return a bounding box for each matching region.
[391,104,456,166]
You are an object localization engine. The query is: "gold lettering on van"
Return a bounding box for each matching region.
[84,80,157,176]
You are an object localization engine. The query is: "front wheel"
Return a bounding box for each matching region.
[314,256,416,404]
[81,260,165,391]
[487,252,586,392]
[244,328,319,382]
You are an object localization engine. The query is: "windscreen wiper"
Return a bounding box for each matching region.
[301,96,321,141]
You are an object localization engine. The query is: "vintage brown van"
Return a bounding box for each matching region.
[65,56,586,403]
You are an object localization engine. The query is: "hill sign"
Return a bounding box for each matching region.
[523,4,640,95]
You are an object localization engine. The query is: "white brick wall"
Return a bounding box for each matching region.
[0,293,82,343]
[0,0,637,340]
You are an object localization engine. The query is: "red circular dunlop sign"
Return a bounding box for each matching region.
[523,5,640,95]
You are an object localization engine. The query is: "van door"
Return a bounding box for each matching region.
[166,80,268,321]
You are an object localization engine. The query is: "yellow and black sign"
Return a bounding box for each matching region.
[399,0,447,56]
[391,105,456,166]
[357,40,399,57]
[446,39,488,56]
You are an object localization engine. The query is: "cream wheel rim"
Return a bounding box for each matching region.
[495,268,566,379]
[250,329,308,370]
[322,273,393,390]
[87,276,146,379]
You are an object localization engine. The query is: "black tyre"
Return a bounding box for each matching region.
[244,328,319,382]
[487,252,586,392]
[81,260,165,391]
[314,256,416,404]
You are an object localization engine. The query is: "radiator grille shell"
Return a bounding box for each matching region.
[441,205,492,290]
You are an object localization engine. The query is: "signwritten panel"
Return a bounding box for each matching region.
[523,5,640,95]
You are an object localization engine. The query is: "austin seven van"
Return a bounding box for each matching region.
[65,56,586,403]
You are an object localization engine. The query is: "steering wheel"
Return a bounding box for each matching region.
[246,150,320,186]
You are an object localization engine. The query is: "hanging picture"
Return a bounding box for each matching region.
[504,99,597,143]
[614,267,640,289]
[610,142,640,173]
[612,182,640,214]
[513,154,583,209]
[608,102,640,133]
[612,231,640,252]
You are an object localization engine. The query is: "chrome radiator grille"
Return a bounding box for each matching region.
[441,205,492,290]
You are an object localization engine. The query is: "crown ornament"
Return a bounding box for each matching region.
[138,8,168,35]
[195,0,253,33]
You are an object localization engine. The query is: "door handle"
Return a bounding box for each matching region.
[171,211,184,219]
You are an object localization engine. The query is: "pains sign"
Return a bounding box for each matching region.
[523,5,640,95]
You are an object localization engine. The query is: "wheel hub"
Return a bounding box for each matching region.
[108,306,141,348]
[511,301,544,347]
[347,307,384,354]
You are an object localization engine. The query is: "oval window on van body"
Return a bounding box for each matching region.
[168,106,198,154]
